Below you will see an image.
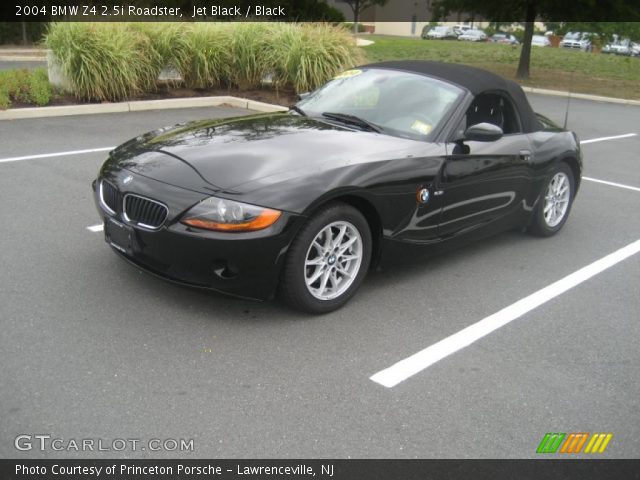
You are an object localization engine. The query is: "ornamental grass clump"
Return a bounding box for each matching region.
[178,23,232,89]
[269,23,363,93]
[131,22,189,87]
[46,22,159,101]
[226,22,274,90]
[45,22,367,99]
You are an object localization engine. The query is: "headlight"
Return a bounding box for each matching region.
[181,197,281,232]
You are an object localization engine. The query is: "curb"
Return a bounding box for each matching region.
[0,55,47,62]
[0,95,288,121]
[522,86,640,106]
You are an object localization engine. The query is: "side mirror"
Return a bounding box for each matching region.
[464,122,503,142]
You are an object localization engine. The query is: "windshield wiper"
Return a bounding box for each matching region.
[321,112,382,133]
[289,105,307,116]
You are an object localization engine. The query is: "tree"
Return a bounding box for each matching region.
[340,0,389,34]
[432,0,640,79]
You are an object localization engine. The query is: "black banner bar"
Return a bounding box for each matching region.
[2,0,640,22]
[2,460,640,480]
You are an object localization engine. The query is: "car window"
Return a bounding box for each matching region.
[457,92,522,137]
[297,68,464,141]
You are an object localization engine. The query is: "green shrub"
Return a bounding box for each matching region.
[344,22,367,33]
[0,89,9,110]
[0,67,53,109]
[0,68,30,103]
[27,68,52,106]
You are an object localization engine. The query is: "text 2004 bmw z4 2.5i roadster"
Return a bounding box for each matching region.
[93,61,582,313]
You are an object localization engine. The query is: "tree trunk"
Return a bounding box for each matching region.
[21,22,28,45]
[353,0,360,36]
[516,3,536,79]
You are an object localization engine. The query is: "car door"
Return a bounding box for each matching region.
[437,92,533,238]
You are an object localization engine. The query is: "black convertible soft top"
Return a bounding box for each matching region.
[362,60,542,133]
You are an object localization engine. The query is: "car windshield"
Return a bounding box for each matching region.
[564,32,580,40]
[296,68,464,141]
[467,30,483,36]
[434,27,447,32]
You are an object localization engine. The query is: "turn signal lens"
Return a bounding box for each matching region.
[181,197,282,232]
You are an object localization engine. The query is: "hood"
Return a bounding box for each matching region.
[105,113,423,193]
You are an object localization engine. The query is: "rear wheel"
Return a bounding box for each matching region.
[280,203,371,314]
[528,163,575,237]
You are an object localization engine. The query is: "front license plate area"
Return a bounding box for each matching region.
[105,218,135,255]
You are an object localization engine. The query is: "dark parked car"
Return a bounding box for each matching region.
[93,61,582,313]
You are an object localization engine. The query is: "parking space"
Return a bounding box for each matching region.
[1,95,638,458]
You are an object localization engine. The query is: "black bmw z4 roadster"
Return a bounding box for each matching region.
[93,61,581,313]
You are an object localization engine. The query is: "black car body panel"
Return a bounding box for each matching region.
[93,62,582,301]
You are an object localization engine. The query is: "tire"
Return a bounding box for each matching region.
[527,162,575,237]
[280,202,372,314]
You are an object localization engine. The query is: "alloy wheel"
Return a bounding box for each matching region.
[304,221,363,300]
[543,172,571,228]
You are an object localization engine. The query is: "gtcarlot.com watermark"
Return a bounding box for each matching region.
[15,434,194,452]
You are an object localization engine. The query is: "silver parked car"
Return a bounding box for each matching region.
[559,32,592,51]
[490,33,519,45]
[531,35,552,47]
[602,37,633,56]
[458,29,487,42]
[422,25,457,40]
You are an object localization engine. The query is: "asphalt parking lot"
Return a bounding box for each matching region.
[0,60,46,71]
[1,94,638,458]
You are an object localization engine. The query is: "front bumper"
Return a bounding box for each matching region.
[92,174,303,301]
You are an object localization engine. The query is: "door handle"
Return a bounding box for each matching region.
[519,150,532,162]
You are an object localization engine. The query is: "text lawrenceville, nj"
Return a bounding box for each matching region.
[16,463,325,477]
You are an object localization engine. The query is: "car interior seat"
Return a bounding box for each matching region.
[466,94,504,129]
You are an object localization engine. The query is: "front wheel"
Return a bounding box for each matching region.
[280,203,372,314]
[527,163,575,237]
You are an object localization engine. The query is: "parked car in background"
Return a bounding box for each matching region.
[458,29,487,42]
[422,25,457,40]
[602,37,633,56]
[632,43,640,56]
[452,24,471,36]
[490,33,519,45]
[559,32,592,51]
[531,35,552,47]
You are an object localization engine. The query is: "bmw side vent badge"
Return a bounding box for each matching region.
[417,188,430,204]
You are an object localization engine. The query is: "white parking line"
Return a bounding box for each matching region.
[583,176,640,193]
[580,133,637,145]
[370,238,640,388]
[87,224,104,232]
[0,147,115,164]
